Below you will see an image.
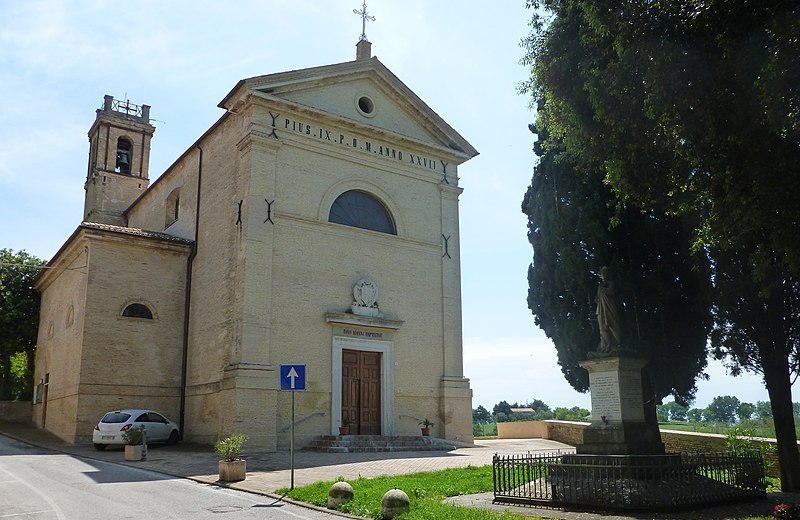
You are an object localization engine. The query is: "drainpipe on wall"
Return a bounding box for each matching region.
[179,145,203,438]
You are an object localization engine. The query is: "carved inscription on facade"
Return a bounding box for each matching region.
[342,328,384,339]
[278,116,448,174]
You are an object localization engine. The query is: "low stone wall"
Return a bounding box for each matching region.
[495,420,548,439]
[498,420,781,477]
[497,420,587,444]
[0,401,31,423]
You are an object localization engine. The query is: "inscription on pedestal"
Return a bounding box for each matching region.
[579,356,661,454]
[618,371,645,420]
[589,372,621,421]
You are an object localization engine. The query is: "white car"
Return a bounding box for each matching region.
[93,409,180,450]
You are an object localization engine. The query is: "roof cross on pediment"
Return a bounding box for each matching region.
[353,2,376,42]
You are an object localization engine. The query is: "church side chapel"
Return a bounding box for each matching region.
[32,25,478,450]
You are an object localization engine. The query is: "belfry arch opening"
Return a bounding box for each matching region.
[115,137,133,174]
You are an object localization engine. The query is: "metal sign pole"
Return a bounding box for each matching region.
[279,364,305,491]
[290,390,295,490]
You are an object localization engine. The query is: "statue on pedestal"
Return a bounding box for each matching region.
[595,266,623,354]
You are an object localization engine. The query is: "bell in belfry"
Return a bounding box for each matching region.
[116,150,130,173]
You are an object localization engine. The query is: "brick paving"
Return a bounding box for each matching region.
[1,421,795,519]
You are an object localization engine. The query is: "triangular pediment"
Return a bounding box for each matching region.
[219,57,478,160]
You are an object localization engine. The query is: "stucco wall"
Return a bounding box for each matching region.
[496,420,549,439]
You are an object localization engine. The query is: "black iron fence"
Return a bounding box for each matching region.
[493,450,766,510]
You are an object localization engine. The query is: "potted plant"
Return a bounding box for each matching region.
[419,418,434,436]
[215,433,248,482]
[122,425,146,461]
[339,417,351,435]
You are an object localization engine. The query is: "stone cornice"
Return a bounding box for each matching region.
[325,312,403,330]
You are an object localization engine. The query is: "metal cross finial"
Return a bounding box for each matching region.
[353,2,375,42]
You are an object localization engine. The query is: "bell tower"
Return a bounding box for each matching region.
[84,95,155,225]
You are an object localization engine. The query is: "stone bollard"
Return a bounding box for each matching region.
[327,481,354,510]
[381,488,410,519]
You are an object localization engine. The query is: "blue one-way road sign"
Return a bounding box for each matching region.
[280,364,306,391]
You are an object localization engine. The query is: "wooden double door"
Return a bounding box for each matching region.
[341,349,381,435]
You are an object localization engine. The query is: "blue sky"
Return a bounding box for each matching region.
[0,0,774,411]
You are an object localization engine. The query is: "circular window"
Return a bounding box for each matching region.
[356,95,376,117]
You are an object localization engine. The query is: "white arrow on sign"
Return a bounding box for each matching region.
[287,367,299,389]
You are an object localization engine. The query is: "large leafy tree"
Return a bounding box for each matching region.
[522,111,713,424]
[473,405,492,424]
[704,395,741,424]
[711,241,800,486]
[0,249,45,400]
[521,0,800,490]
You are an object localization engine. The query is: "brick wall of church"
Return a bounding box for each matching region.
[33,243,89,443]
[75,235,189,442]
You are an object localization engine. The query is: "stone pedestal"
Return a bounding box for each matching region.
[578,356,663,455]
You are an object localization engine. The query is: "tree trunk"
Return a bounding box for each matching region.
[0,350,11,400]
[763,355,800,491]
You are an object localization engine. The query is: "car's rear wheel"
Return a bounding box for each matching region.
[94,443,107,451]
[167,430,180,445]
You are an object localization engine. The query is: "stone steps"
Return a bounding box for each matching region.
[305,435,456,453]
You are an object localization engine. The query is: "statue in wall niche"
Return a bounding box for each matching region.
[595,266,623,354]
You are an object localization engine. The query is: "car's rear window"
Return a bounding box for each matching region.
[101,412,131,423]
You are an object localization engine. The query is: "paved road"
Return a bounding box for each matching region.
[5,421,791,519]
[0,435,342,519]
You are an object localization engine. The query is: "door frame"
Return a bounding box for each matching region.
[331,335,394,435]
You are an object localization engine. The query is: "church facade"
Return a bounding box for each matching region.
[32,41,477,449]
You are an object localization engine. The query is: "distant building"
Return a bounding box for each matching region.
[32,40,478,449]
[510,408,536,414]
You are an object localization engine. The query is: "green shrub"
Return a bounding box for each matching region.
[215,434,248,462]
[122,425,145,445]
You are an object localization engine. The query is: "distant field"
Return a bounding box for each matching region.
[658,421,781,439]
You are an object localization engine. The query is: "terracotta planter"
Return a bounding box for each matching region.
[218,459,246,482]
[124,444,144,461]
[421,428,431,436]
[338,427,350,435]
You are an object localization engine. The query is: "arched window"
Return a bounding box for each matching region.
[328,190,396,235]
[122,303,153,319]
[115,137,133,174]
[165,188,180,228]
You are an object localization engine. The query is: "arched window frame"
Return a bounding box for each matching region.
[328,190,396,235]
[165,187,181,229]
[319,180,404,237]
[120,302,155,320]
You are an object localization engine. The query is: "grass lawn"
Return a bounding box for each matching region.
[279,464,783,520]
[278,464,537,519]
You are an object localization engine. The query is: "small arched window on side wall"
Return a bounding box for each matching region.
[165,187,181,228]
[116,137,133,174]
[328,190,396,235]
[122,303,153,319]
